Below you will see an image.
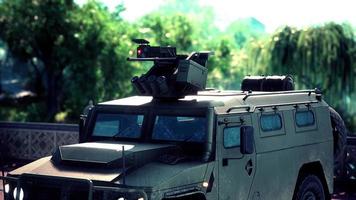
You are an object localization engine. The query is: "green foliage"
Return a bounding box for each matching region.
[226,18,266,48]
[62,1,137,120]
[136,13,194,51]
[0,0,137,122]
[157,0,219,40]
[252,23,356,132]
[0,0,354,133]
[207,36,238,89]
[0,0,267,123]
[134,4,264,90]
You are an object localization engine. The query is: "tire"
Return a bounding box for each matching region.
[294,175,325,200]
[329,107,347,178]
[345,147,356,179]
[162,194,206,200]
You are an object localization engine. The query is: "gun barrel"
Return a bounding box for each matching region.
[127,57,176,62]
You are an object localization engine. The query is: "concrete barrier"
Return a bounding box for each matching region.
[0,122,79,160]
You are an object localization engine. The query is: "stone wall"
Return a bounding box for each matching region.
[0,122,78,160]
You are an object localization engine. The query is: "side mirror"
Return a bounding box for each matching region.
[240,126,254,154]
[79,115,86,143]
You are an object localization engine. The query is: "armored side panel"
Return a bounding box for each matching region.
[176,60,208,90]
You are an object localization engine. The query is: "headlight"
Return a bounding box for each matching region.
[4,184,10,193]
[13,187,24,200]
[202,182,209,188]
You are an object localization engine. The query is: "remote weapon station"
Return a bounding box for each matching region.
[130,39,211,99]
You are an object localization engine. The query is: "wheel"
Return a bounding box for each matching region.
[329,107,347,178]
[345,148,356,179]
[294,175,325,200]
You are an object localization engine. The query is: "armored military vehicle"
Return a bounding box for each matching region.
[3,40,348,200]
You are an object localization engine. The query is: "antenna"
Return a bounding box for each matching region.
[122,145,126,185]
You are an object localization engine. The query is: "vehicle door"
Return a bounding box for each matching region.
[217,114,256,200]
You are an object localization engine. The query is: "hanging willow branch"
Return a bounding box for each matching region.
[257,23,355,105]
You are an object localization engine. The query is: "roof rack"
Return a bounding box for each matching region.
[227,105,252,113]
[242,88,322,101]
[227,100,320,113]
[197,90,246,96]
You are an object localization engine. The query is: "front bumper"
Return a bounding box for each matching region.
[2,174,148,200]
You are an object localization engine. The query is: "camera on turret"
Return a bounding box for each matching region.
[133,39,176,58]
[128,39,212,100]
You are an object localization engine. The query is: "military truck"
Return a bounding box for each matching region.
[2,40,348,200]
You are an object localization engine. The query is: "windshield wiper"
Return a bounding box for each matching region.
[112,126,141,139]
[112,132,123,139]
[181,134,195,142]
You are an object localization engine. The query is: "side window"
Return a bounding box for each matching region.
[294,109,317,133]
[223,127,240,148]
[93,114,121,136]
[260,114,282,132]
[296,110,315,127]
[92,113,143,138]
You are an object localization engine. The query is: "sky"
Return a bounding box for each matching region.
[53,0,356,32]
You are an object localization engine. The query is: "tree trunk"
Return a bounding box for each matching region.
[44,65,62,122]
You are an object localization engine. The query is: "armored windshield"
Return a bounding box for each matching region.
[91,112,207,143]
[92,113,143,138]
[152,116,207,143]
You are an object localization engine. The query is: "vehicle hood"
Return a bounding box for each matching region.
[9,141,209,188]
[123,161,208,190]
[51,141,176,168]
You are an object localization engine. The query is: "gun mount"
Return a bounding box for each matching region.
[128,39,212,100]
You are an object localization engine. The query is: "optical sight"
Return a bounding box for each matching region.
[132,39,176,59]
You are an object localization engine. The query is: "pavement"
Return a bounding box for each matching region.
[332,180,356,200]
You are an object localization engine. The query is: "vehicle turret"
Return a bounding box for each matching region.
[129,39,212,99]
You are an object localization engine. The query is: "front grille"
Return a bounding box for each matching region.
[19,174,91,200]
[10,174,147,200]
[23,184,90,200]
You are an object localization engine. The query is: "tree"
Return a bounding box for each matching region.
[61,2,137,121]
[226,17,266,48]
[134,10,265,91]
[156,0,220,40]
[254,23,356,132]
[0,0,136,121]
[0,0,80,121]
[268,24,354,99]
[0,40,4,93]
[136,13,195,51]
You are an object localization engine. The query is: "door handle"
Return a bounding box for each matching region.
[245,159,253,176]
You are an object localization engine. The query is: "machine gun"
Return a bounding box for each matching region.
[128,39,212,99]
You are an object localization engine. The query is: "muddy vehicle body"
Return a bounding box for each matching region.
[3,41,342,200]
